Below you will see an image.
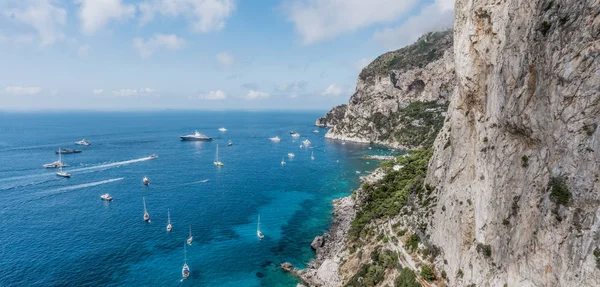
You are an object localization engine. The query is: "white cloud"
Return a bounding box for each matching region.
[194,90,227,100]
[139,0,236,33]
[2,0,66,45]
[355,58,373,71]
[216,52,234,66]
[112,88,156,97]
[283,0,418,45]
[133,34,185,58]
[77,0,136,35]
[77,44,90,57]
[245,90,270,100]
[373,0,454,50]
[4,86,41,95]
[321,84,343,97]
[275,81,307,98]
[93,89,104,95]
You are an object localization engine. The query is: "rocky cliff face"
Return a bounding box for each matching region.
[426,0,600,286]
[323,31,455,149]
[315,104,347,127]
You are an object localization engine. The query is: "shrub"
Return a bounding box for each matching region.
[457,268,464,278]
[549,177,571,206]
[397,229,407,237]
[394,268,420,287]
[406,234,420,251]
[540,21,551,36]
[477,243,492,257]
[521,155,529,167]
[594,247,600,269]
[502,218,510,226]
[420,265,436,281]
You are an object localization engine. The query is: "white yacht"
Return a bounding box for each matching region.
[311,151,315,160]
[288,153,295,158]
[167,209,172,232]
[302,139,311,146]
[100,193,113,201]
[143,176,149,185]
[218,127,227,132]
[75,138,91,146]
[313,130,319,133]
[182,243,190,279]
[269,136,281,142]
[228,140,232,146]
[56,150,71,178]
[143,197,150,222]
[214,145,224,166]
[257,214,264,239]
[44,160,67,168]
[187,225,193,245]
[180,130,213,141]
[291,133,300,138]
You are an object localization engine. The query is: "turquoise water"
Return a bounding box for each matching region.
[0,111,386,286]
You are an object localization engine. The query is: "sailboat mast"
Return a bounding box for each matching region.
[258,215,260,231]
[143,197,147,212]
[168,209,171,224]
[184,242,187,263]
[216,144,219,162]
[58,148,62,172]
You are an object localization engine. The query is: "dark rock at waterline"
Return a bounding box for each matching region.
[310,235,324,250]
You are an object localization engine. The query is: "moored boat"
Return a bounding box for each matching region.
[269,136,281,142]
[75,138,91,146]
[180,130,213,141]
[56,148,82,154]
[100,193,113,201]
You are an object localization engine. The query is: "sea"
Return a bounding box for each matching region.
[0,111,391,286]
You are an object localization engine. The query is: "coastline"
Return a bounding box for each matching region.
[284,168,386,287]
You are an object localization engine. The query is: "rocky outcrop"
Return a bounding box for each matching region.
[311,236,324,250]
[315,104,347,127]
[322,30,455,149]
[425,0,600,286]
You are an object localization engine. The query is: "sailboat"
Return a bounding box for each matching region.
[182,243,190,279]
[311,151,315,160]
[281,157,286,166]
[228,140,232,147]
[166,209,172,232]
[143,197,150,222]
[214,144,224,166]
[257,214,264,239]
[187,225,193,245]
[143,176,149,185]
[56,148,71,178]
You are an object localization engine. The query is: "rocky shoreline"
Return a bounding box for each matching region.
[282,168,385,287]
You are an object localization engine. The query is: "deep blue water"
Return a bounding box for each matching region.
[0,111,388,286]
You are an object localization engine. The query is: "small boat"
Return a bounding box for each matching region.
[200,179,209,183]
[218,127,227,132]
[214,144,224,166]
[291,133,300,138]
[368,147,372,150]
[166,209,172,232]
[149,154,158,159]
[355,171,361,174]
[228,140,232,147]
[75,138,91,146]
[56,148,82,154]
[311,151,314,160]
[342,141,346,145]
[182,243,190,279]
[143,176,150,185]
[289,131,295,134]
[100,193,113,201]
[43,160,68,168]
[180,130,213,141]
[313,130,319,133]
[56,150,71,178]
[281,157,286,166]
[302,139,311,146]
[187,225,193,245]
[143,197,150,222]
[288,153,295,158]
[269,136,281,142]
[300,145,304,148]
[257,214,264,239]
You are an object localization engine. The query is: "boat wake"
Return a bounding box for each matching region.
[40,177,125,197]
[68,156,156,173]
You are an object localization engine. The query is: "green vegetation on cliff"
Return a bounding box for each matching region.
[359,30,453,83]
[349,149,433,241]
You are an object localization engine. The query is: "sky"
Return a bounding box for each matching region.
[0,0,454,111]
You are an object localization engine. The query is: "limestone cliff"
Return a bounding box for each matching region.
[315,104,347,127]
[323,31,455,149]
[426,0,600,286]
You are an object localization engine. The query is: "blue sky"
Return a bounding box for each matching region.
[0,0,453,111]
